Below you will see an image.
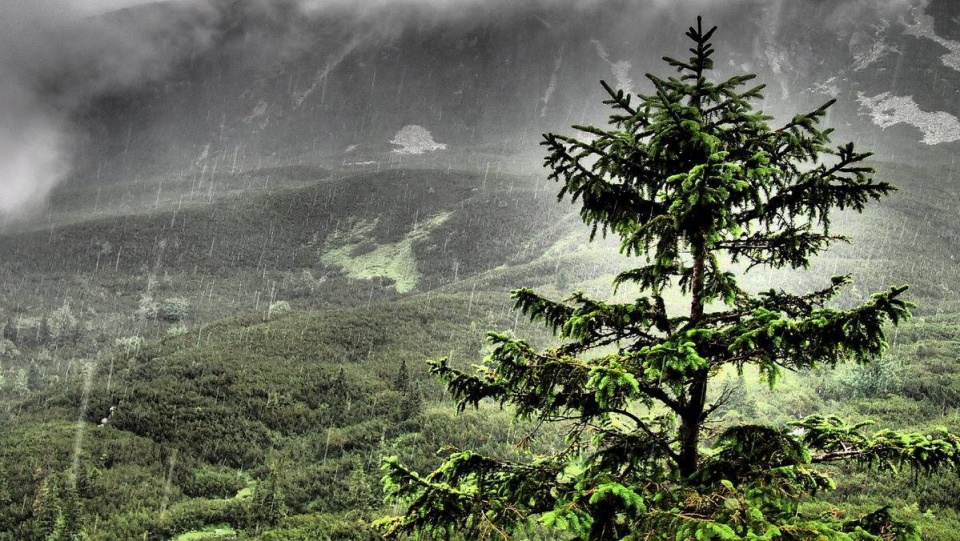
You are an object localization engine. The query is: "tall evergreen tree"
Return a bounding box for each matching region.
[379,18,960,540]
[393,359,422,422]
[30,472,87,541]
[251,460,287,531]
[393,359,411,394]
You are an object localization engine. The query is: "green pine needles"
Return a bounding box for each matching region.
[378,18,959,540]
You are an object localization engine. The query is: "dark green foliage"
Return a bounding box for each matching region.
[182,466,249,499]
[251,461,289,530]
[392,359,422,422]
[380,18,952,540]
[0,421,168,541]
[394,359,410,393]
[152,497,248,538]
[0,169,555,287]
[0,289,539,540]
[26,471,87,541]
[86,297,494,468]
[257,512,380,540]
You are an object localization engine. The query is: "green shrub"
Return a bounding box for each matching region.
[167,324,189,337]
[260,512,378,541]
[159,298,191,322]
[153,498,248,538]
[182,466,248,499]
[268,300,292,320]
[135,296,160,321]
[114,335,144,356]
[280,270,320,298]
[0,339,19,360]
[48,302,79,346]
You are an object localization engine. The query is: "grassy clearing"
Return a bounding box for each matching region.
[321,212,452,293]
[173,526,238,540]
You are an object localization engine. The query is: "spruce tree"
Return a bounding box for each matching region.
[380,18,959,540]
[393,359,422,421]
[393,359,411,394]
[251,460,287,531]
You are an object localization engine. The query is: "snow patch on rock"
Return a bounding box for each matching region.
[852,40,899,71]
[850,24,900,72]
[902,3,960,72]
[812,77,841,98]
[858,92,960,145]
[389,125,447,154]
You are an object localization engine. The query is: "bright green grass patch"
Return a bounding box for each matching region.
[235,474,256,500]
[172,525,237,540]
[321,212,451,293]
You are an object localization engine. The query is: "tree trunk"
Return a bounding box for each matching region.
[679,246,708,479]
[679,369,708,478]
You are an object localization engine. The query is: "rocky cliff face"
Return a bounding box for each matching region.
[44,0,960,190]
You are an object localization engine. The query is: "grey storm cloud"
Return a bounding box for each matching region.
[0,0,919,218]
[0,0,221,217]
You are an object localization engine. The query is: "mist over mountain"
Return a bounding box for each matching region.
[2,0,959,219]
